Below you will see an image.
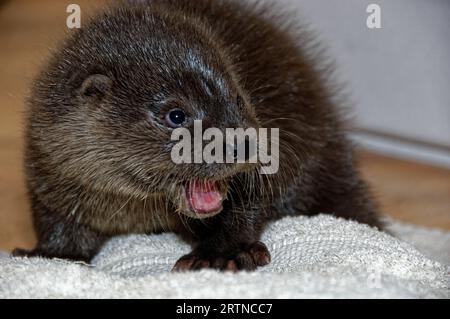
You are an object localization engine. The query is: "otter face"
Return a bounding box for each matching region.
[76,67,258,219]
[52,10,262,220]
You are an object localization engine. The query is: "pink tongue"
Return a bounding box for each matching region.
[187,181,223,214]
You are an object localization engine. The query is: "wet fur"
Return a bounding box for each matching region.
[15,0,382,269]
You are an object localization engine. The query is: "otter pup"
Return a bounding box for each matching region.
[14,0,382,271]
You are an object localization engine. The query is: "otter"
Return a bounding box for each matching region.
[13,0,382,271]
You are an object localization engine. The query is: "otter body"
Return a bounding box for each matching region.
[15,0,381,270]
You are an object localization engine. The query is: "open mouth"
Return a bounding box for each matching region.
[183,180,225,218]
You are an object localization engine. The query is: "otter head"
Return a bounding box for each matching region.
[38,7,261,219]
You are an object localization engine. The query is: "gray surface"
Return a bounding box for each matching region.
[280,0,450,147]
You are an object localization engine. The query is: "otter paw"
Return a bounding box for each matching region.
[172,241,271,272]
[12,248,92,263]
[11,248,44,258]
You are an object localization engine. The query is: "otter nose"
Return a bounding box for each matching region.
[223,143,234,161]
[224,137,251,162]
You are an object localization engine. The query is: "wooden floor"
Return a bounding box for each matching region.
[0,0,449,252]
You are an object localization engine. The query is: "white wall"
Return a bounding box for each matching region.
[278,0,450,166]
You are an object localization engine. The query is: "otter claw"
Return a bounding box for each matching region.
[172,241,270,272]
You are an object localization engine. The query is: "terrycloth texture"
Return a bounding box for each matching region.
[388,220,450,267]
[0,215,449,298]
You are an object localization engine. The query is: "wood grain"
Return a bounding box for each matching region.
[0,0,448,252]
[358,151,450,229]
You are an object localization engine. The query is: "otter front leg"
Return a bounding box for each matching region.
[12,200,106,263]
[173,212,271,272]
[12,221,106,263]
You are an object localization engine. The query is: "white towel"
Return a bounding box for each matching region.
[0,215,449,298]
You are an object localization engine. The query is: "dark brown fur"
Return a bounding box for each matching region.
[14,0,382,270]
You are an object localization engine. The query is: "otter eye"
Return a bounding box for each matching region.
[165,109,186,127]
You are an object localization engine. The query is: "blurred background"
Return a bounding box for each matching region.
[0,0,449,252]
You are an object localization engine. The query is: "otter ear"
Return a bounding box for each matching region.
[79,74,112,100]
